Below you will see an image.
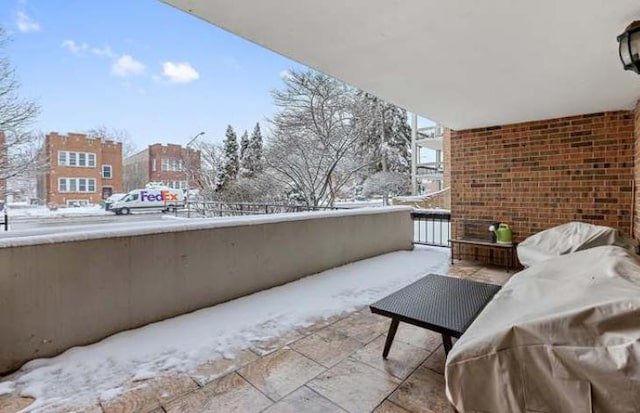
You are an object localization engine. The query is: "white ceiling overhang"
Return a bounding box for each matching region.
[160,0,640,130]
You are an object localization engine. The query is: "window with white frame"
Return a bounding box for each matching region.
[102,165,112,178]
[57,151,97,168]
[66,199,89,207]
[58,178,97,193]
[161,158,184,172]
[168,181,187,189]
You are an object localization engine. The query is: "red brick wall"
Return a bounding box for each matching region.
[443,128,451,189]
[635,101,640,241]
[148,144,201,187]
[442,128,452,209]
[100,140,124,196]
[40,132,123,205]
[451,111,635,242]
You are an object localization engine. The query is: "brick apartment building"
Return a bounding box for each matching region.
[123,143,201,192]
[37,132,123,206]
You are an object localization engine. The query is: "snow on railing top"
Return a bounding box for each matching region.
[0,206,412,249]
[393,187,450,202]
[412,208,451,214]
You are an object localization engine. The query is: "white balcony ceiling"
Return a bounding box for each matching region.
[161,0,640,130]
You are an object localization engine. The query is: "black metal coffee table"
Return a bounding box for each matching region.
[370,274,500,357]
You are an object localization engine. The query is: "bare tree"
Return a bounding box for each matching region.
[217,173,285,204]
[0,28,46,189]
[192,140,224,197]
[266,70,371,206]
[86,125,137,157]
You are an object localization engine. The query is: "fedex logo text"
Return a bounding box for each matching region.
[140,190,178,202]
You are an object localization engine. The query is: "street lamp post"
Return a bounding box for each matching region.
[185,131,205,218]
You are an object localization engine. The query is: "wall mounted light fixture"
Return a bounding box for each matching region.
[618,21,640,74]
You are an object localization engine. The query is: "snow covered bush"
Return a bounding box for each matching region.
[363,171,409,204]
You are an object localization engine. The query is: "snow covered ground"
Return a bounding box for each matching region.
[334,199,384,208]
[8,204,109,219]
[0,245,449,412]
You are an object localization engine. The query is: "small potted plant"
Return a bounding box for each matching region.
[488,222,501,243]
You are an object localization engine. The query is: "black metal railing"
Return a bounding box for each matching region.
[411,210,451,247]
[188,201,344,218]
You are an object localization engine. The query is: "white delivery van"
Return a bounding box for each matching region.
[109,188,185,215]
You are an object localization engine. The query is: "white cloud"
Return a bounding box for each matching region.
[162,62,200,84]
[16,10,40,33]
[112,55,146,77]
[61,39,88,54]
[62,40,116,59]
[91,46,116,58]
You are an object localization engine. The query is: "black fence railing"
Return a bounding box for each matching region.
[411,210,451,247]
[188,201,344,218]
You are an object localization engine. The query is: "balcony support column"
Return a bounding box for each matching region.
[411,113,418,195]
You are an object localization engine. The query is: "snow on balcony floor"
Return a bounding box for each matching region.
[0,245,449,412]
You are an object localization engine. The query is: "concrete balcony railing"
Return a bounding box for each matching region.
[0,207,413,374]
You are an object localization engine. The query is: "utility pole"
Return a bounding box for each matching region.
[411,113,418,195]
[185,131,205,218]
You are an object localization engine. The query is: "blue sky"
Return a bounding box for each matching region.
[1,0,432,150]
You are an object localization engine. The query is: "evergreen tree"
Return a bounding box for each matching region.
[221,125,239,189]
[355,92,412,174]
[248,122,264,174]
[239,130,250,176]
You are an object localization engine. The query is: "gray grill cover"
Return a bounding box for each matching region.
[445,246,640,413]
[517,221,626,267]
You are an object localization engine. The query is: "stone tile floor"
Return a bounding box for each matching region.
[0,260,516,413]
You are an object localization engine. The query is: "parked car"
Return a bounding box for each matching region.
[104,193,127,211]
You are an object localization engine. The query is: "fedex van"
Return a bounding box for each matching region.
[109,188,185,215]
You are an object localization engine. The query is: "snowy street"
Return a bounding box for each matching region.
[3,213,170,236]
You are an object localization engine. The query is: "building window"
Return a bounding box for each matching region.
[56,151,96,168]
[152,159,157,172]
[102,165,112,178]
[167,181,186,189]
[57,178,97,193]
[161,158,184,172]
[66,199,89,207]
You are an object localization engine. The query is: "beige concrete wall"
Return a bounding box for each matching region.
[0,208,412,374]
